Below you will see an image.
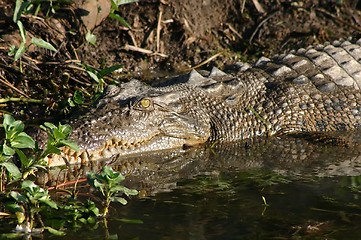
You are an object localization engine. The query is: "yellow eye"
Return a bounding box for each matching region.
[140,98,151,108]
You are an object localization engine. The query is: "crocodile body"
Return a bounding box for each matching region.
[46,38,361,166]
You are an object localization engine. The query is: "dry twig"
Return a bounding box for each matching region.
[156,8,163,53]
[316,8,361,33]
[124,44,168,57]
[249,12,277,44]
[0,74,29,98]
[190,52,223,70]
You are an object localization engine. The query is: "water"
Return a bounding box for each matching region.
[60,172,361,239]
[3,132,361,239]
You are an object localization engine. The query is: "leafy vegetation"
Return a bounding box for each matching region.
[9,0,58,64]
[87,166,138,217]
[0,114,78,181]
[109,0,139,29]
[1,1,141,235]
[0,114,138,237]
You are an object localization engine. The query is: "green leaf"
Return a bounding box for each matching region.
[73,90,84,105]
[31,37,57,52]
[85,31,96,46]
[98,64,123,78]
[5,203,24,213]
[17,21,26,43]
[58,124,72,137]
[11,132,35,149]
[110,196,127,205]
[109,13,131,29]
[123,188,138,196]
[8,45,16,56]
[87,71,99,83]
[67,98,75,107]
[112,0,139,6]
[9,120,25,133]
[10,191,28,203]
[44,144,61,155]
[59,139,80,152]
[110,0,119,11]
[92,179,104,189]
[14,42,26,61]
[0,155,11,162]
[15,149,30,168]
[3,114,15,128]
[118,218,143,224]
[21,180,38,192]
[103,166,117,178]
[110,185,137,195]
[0,162,21,179]
[44,227,66,236]
[40,198,58,209]
[3,143,15,156]
[15,149,28,164]
[83,200,100,216]
[13,0,29,23]
[53,128,66,140]
[43,122,57,130]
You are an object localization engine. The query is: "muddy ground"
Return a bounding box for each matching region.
[0,0,360,122]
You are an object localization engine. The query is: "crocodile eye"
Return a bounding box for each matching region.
[140,98,151,108]
[135,98,152,110]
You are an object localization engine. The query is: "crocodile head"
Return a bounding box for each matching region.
[46,78,212,166]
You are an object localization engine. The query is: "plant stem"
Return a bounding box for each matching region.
[0,97,42,104]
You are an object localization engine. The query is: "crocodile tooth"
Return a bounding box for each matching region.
[209,67,227,77]
[69,156,76,163]
[108,146,118,154]
[90,152,100,161]
[68,149,75,156]
[80,151,89,164]
[63,146,70,155]
[101,149,112,158]
[111,138,118,145]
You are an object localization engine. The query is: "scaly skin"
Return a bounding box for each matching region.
[45,38,361,166]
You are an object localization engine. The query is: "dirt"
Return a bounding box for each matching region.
[0,0,360,122]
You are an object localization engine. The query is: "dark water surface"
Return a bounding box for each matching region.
[59,173,361,240]
[3,132,361,239]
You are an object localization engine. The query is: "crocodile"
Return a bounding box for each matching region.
[39,132,361,192]
[45,38,361,166]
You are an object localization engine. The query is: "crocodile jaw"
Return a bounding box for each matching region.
[45,133,208,167]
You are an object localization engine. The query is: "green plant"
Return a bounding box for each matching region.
[6,180,63,235]
[9,0,58,64]
[67,90,85,107]
[0,115,139,237]
[82,64,122,92]
[39,122,79,157]
[87,166,138,217]
[109,0,139,28]
[60,199,100,229]
[0,114,79,181]
[1,114,39,181]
